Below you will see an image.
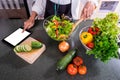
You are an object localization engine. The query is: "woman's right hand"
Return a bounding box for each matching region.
[22,11,37,32]
[23,18,35,32]
[80,1,96,20]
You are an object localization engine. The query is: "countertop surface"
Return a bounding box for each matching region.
[0,19,120,80]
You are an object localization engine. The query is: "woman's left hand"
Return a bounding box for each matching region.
[81,1,96,20]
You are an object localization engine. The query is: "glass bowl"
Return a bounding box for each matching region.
[79,26,91,50]
[43,15,74,41]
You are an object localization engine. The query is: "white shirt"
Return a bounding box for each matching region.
[32,0,98,20]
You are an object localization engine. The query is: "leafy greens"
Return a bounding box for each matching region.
[44,15,73,41]
[87,13,120,62]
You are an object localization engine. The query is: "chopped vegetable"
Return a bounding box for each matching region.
[14,44,32,53]
[44,15,73,41]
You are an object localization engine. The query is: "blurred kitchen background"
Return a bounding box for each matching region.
[0,0,34,19]
[0,0,120,19]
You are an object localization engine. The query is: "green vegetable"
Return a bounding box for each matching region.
[45,15,73,41]
[31,41,43,49]
[56,49,77,71]
[87,12,120,62]
[14,45,32,53]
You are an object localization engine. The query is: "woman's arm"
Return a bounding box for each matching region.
[32,0,46,18]
[23,11,37,32]
[23,0,46,32]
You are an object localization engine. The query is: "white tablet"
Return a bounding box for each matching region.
[3,28,31,46]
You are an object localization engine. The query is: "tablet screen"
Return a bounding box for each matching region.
[4,28,31,46]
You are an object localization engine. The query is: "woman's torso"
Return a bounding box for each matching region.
[44,0,72,18]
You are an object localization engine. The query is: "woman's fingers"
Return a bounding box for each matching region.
[81,8,87,20]
[22,19,35,32]
[81,1,96,20]
[22,22,29,32]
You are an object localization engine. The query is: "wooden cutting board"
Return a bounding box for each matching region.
[14,37,46,64]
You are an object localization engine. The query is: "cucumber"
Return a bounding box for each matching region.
[56,49,77,71]
[31,41,43,49]
[16,46,21,52]
[24,45,32,52]
[21,45,26,52]
[13,48,17,53]
[14,44,32,53]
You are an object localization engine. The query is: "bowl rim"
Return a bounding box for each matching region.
[43,15,74,41]
[79,26,91,50]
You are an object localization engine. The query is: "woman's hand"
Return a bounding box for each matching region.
[23,18,35,32]
[80,1,96,20]
[23,11,37,32]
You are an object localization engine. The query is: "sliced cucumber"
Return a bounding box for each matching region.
[14,44,32,53]
[16,46,21,52]
[14,48,17,53]
[19,45,23,52]
[22,45,27,52]
[24,45,32,52]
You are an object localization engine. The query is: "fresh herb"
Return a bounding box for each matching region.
[87,13,120,62]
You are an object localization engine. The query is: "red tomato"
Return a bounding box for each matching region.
[88,27,93,33]
[67,64,78,76]
[58,41,70,52]
[73,56,83,66]
[92,32,97,35]
[88,27,100,35]
[95,27,100,32]
[78,65,87,75]
[86,42,94,49]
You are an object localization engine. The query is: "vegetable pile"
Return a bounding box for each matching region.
[67,56,87,76]
[56,48,87,76]
[44,15,73,41]
[86,13,120,62]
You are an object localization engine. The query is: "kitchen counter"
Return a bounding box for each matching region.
[0,19,120,80]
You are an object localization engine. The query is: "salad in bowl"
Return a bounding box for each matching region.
[43,15,73,41]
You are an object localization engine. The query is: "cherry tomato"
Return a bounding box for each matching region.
[73,56,83,66]
[67,64,78,76]
[88,27,100,35]
[88,27,93,33]
[86,42,94,49]
[95,27,100,32]
[78,65,87,75]
[58,41,70,52]
[92,32,97,35]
